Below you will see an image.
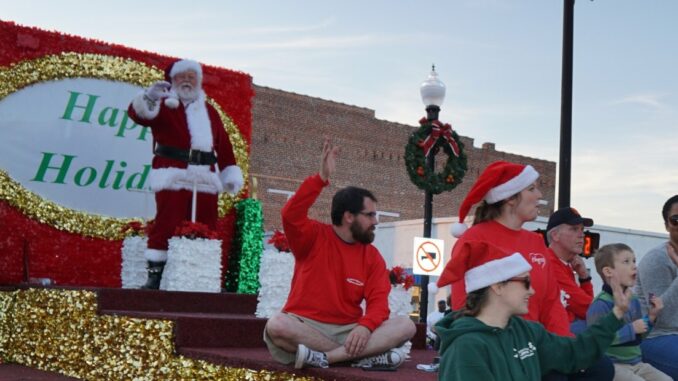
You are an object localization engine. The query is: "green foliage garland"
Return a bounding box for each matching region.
[404,118,468,194]
[225,199,264,293]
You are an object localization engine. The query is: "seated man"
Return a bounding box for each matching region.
[264,138,416,370]
[545,207,595,333]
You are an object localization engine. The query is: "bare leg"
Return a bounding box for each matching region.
[326,316,416,364]
[265,313,343,353]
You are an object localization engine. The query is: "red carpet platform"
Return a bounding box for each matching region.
[1,286,440,381]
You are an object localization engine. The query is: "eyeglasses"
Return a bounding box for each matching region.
[357,211,377,218]
[506,276,531,290]
[669,215,678,226]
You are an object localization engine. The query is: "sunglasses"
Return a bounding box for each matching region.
[669,215,678,226]
[506,276,531,290]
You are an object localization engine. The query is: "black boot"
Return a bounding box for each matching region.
[141,261,165,290]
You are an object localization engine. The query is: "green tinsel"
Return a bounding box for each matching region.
[225,199,264,293]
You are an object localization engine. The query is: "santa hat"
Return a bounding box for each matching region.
[164,59,203,82]
[163,59,203,109]
[450,161,539,237]
[436,240,531,292]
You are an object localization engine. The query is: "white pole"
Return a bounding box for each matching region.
[191,179,197,223]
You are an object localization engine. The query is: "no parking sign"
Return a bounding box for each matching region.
[412,237,445,276]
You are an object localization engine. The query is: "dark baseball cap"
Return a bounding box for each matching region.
[546,207,594,231]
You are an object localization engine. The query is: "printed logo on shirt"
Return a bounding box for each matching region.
[529,253,546,268]
[513,342,537,360]
[346,278,364,286]
[560,289,571,308]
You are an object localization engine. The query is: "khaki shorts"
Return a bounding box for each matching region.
[263,312,358,364]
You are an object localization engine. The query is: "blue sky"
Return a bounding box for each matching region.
[2,0,676,234]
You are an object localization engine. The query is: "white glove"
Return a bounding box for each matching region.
[145,81,171,101]
[220,165,244,195]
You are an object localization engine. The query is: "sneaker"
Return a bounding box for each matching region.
[351,347,406,370]
[294,344,329,369]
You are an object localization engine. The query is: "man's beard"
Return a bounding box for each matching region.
[350,220,375,244]
[173,82,199,103]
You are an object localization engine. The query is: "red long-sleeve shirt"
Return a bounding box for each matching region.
[546,248,593,322]
[449,220,572,337]
[281,174,390,331]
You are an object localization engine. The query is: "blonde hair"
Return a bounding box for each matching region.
[593,243,633,280]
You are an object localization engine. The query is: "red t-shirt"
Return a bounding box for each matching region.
[281,174,390,331]
[546,248,593,322]
[448,220,572,336]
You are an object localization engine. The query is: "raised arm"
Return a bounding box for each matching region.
[319,137,339,182]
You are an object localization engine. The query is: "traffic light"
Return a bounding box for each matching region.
[581,231,600,258]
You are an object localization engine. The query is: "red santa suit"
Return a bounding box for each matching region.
[127,60,242,262]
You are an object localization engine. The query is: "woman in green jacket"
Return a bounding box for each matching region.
[436,240,629,381]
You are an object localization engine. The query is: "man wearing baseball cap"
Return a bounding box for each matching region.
[546,207,595,332]
[545,208,614,381]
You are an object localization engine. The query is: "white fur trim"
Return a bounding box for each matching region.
[450,222,468,238]
[220,165,244,195]
[465,253,532,292]
[145,248,168,262]
[131,91,160,120]
[184,92,213,152]
[149,166,223,194]
[169,59,203,81]
[164,96,179,109]
[427,281,439,295]
[484,165,539,204]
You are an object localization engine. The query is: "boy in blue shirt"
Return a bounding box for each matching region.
[587,243,671,381]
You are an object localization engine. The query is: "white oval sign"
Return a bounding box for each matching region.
[0,78,156,218]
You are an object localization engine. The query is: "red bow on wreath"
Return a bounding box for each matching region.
[418,119,460,158]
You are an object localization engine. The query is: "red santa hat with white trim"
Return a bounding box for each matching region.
[436,240,532,292]
[163,59,203,109]
[450,160,539,238]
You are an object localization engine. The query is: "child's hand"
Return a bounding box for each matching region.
[648,295,664,322]
[609,271,631,318]
[632,319,648,334]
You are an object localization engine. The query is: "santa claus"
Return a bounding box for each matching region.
[128,59,243,289]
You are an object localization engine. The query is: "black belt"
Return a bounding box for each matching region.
[154,144,217,165]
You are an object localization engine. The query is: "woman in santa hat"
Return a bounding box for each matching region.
[435,161,614,380]
[436,161,571,335]
[435,241,629,381]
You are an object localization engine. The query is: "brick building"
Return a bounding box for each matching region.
[249,85,556,231]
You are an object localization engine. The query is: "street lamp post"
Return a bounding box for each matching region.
[558,0,575,209]
[418,66,446,324]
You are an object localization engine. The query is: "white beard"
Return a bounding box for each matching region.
[173,82,199,103]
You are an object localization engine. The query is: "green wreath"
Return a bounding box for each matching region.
[405,118,468,194]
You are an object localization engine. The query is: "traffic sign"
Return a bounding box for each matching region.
[412,237,445,276]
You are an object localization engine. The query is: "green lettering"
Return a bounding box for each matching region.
[31,152,75,184]
[112,161,128,190]
[74,167,97,186]
[98,160,115,189]
[98,107,120,127]
[126,165,150,190]
[116,112,139,138]
[61,91,99,123]
[137,126,151,141]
